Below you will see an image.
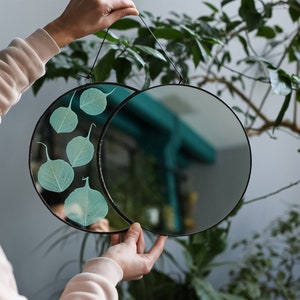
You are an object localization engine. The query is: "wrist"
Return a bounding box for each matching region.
[43,19,74,48]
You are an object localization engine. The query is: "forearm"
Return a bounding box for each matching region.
[0,28,60,122]
[59,257,123,300]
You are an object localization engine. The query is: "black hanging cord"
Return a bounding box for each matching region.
[85,28,110,82]
[138,15,185,84]
[85,14,185,84]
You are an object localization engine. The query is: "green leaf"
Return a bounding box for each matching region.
[237,35,250,56]
[66,123,95,167]
[64,177,108,227]
[153,28,184,40]
[135,45,167,62]
[257,26,276,39]
[109,17,141,30]
[221,0,235,7]
[239,0,262,31]
[288,0,300,22]
[268,69,292,96]
[192,278,220,300]
[274,93,292,129]
[113,57,132,83]
[126,47,146,67]
[203,1,219,13]
[79,87,114,116]
[37,142,74,193]
[94,30,119,42]
[93,49,116,82]
[195,39,210,64]
[50,91,78,133]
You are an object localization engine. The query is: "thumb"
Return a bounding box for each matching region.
[124,223,142,245]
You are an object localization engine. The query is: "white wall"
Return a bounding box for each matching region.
[0,0,299,297]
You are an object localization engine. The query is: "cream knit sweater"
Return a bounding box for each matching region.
[0,29,123,299]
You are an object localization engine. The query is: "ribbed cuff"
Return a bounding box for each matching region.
[83,257,124,286]
[25,28,60,64]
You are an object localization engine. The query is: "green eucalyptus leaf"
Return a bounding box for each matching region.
[66,123,96,167]
[80,87,114,116]
[37,142,74,193]
[64,177,108,227]
[50,91,78,133]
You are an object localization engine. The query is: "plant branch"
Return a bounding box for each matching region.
[245,179,300,205]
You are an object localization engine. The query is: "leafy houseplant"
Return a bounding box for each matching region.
[223,204,300,299]
[33,0,300,299]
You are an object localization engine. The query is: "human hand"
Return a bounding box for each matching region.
[102,223,167,281]
[43,0,139,48]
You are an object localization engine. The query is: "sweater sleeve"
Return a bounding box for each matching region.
[0,28,60,123]
[60,257,123,300]
[0,247,27,300]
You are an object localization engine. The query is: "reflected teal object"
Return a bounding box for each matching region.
[50,91,78,133]
[64,177,108,227]
[66,123,96,167]
[37,142,74,192]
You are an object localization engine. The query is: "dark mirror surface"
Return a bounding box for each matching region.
[29,83,137,233]
[98,84,251,235]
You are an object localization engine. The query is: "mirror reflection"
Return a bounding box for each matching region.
[99,84,251,235]
[29,83,137,233]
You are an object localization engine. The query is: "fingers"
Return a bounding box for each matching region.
[146,235,168,262]
[110,233,121,246]
[124,223,142,245]
[136,226,145,254]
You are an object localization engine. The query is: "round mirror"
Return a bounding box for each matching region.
[29,82,137,233]
[98,84,252,236]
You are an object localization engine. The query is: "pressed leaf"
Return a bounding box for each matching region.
[79,87,114,116]
[64,177,108,227]
[37,142,74,193]
[66,123,96,167]
[50,91,78,133]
